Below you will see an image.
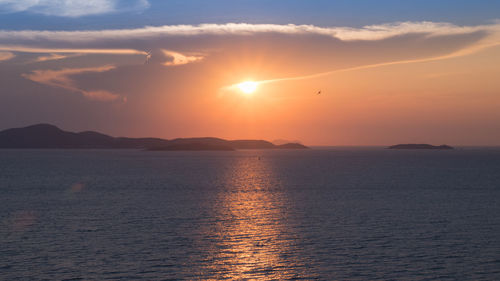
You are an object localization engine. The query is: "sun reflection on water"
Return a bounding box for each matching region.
[203,154,303,280]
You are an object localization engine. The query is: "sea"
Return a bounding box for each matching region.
[1,147,500,280]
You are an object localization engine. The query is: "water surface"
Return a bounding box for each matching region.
[1,148,500,280]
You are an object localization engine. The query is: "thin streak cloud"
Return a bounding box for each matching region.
[222,39,500,91]
[32,53,83,63]
[0,45,203,66]
[0,45,148,56]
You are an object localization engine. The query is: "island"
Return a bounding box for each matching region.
[147,138,308,151]
[0,124,308,150]
[276,143,309,149]
[388,144,454,150]
[148,143,235,151]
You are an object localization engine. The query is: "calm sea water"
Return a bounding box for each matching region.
[1,148,500,280]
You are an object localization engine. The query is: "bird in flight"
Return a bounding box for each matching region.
[317,90,322,95]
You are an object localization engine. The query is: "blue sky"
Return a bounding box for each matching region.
[1,0,499,30]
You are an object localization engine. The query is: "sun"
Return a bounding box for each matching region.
[237,81,258,94]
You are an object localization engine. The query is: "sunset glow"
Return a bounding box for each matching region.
[237,81,258,94]
[2,1,500,280]
[1,1,500,145]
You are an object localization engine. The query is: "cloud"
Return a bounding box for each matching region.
[236,40,500,88]
[0,51,14,61]
[0,45,203,66]
[32,53,82,63]
[327,21,493,41]
[0,45,149,63]
[0,21,498,43]
[0,0,149,17]
[22,65,123,102]
[0,45,148,55]
[161,50,204,66]
[5,20,500,103]
[1,21,497,69]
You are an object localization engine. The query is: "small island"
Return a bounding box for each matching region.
[388,144,454,150]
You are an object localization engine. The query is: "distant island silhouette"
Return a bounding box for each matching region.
[0,124,308,150]
[272,139,303,146]
[388,144,454,150]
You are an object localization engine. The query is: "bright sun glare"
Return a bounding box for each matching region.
[238,81,258,94]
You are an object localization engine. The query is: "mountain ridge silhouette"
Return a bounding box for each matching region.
[0,124,308,150]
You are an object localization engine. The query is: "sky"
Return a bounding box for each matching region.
[1,0,500,145]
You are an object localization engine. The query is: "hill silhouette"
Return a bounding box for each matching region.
[0,124,170,149]
[0,124,308,150]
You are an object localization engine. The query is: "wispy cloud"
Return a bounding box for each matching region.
[32,53,82,63]
[22,65,123,102]
[0,0,149,17]
[0,45,148,55]
[0,51,14,62]
[0,21,498,43]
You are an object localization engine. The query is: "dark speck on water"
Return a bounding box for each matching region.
[1,147,500,280]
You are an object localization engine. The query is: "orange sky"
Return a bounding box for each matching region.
[1,22,500,145]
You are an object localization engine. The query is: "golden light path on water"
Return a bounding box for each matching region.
[202,154,305,280]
